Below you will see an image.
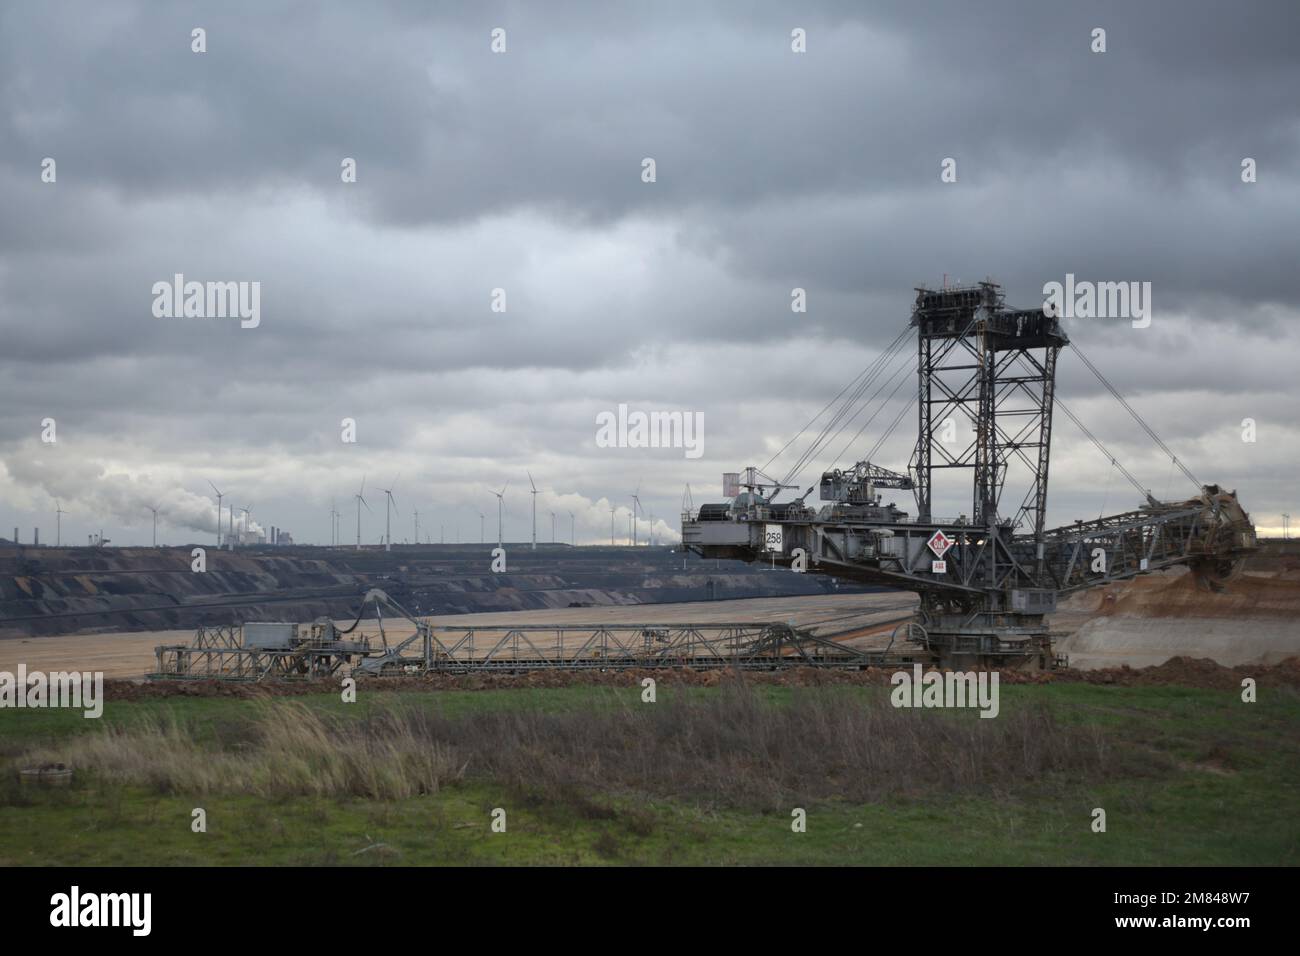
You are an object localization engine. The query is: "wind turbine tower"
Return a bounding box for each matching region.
[487,483,507,548]
[527,471,538,551]
[354,477,371,550]
[379,476,399,552]
[631,484,643,547]
[207,480,224,548]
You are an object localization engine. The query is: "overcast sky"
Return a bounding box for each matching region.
[2,0,1297,549]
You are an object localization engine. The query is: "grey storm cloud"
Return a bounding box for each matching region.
[1,0,1297,547]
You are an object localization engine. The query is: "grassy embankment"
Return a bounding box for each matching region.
[1,680,1296,865]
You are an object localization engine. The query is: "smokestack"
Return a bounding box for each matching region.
[34,528,39,547]
[12,527,17,544]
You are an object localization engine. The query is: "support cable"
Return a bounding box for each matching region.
[776,326,912,486]
[826,357,915,473]
[759,325,910,475]
[1054,396,1151,501]
[1072,342,1200,488]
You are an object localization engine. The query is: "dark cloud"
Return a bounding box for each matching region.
[1,0,1296,545]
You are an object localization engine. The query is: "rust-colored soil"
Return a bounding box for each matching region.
[1058,566,1300,620]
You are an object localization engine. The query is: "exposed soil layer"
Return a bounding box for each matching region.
[1058,564,1300,619]
[0,544,865,638]
[1051,544,1300,668]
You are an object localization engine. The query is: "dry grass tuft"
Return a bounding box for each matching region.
[28,682,1113,807]
[26,702,462,800]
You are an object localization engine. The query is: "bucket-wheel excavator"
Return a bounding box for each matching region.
[682,282,1256,668]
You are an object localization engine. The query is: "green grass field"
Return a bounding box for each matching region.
[2,681,1297,866]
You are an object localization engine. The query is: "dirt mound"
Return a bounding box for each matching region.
[100,655,1300,702]
[1058,566,1300,620]
[1048,655,1300,690]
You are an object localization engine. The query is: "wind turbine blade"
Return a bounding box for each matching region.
[207,479,222,496]
[527,470,536,492]
[359,476,366,495]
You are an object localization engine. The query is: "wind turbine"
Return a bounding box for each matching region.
[479,511,485,544]
[486,483,507,548]
[53,499,68,547]
[569,511,575,546]
[527,471,538,550]
[379,475,399,552]
[146,503,159,547]
[354,477,371,550]
[414,508,420,547]
[207,479,224,548]
[610,505,616,545]
[329,499,338,547]
[631,483,643,547]
[550,510,556,543]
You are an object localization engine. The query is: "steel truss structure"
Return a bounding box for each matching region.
[152,589,924,681]
[153,621,372,681]
[357,621,924,674]
[151,618,924,681]
[682,281,1258,668]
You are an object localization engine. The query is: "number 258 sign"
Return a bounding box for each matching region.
[764,524,783,552]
